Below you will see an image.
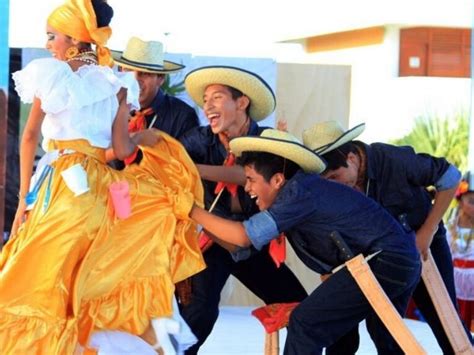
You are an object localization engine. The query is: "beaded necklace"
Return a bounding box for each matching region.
[67,50,98,65]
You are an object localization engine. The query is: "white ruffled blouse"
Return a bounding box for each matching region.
[13,57,139,150]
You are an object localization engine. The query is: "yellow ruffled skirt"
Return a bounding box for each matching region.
[0,132,205,354]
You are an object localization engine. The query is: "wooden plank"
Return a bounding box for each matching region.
[346,254,426,354]
[421,251,474,354]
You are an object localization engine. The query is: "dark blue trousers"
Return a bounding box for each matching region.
[326,235,473,355]
[179,243,308,354]
[284,251,421,355]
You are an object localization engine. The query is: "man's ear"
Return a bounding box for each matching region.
[347,151,361,170]
[271,172,286,189]
[237,95,250,113]
[347,152,357,164]
[156,74,166,87]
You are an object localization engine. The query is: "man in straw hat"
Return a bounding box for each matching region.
[112,36,198,143]
[188,128,421,354]
[179,66,307,353]
[302,120,473,354]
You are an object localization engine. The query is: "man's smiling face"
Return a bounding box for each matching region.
[244,164,280,211]
[203,84,243,134]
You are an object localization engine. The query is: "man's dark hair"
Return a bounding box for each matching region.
[224,85,251,117]
[321,141,360,171]
[237,151,300,182]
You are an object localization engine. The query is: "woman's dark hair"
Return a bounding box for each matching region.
[237,151,300,182]
[224,85,251,117]
[92,0,114,27]
[321,141,360,171]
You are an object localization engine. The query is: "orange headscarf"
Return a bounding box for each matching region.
[47,0,113,67]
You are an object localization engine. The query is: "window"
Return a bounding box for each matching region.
[399,27,471,77]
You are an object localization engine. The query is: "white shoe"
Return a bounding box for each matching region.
[151,317,180,355]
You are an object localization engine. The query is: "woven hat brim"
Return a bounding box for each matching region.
[230,136,326,174]
[111,50,184,74]
[315,123,365,155]
[185,66,276,121]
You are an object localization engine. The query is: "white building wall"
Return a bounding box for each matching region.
[297,25,471,143]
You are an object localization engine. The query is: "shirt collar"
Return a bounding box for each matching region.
[247,119,260,135]
[360,141,375,181]
[209,118,259,146]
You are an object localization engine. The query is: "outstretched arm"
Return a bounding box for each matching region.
[196,164,246,185]
[201,229,242,253]
[190,204,251,248]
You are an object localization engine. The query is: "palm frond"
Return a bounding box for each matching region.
[389,111,469,171]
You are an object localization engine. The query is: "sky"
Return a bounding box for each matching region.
[8,0,473,58]
[6,0,474,160]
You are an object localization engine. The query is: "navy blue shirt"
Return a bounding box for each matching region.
[361,142,460,235]
[243,171,419,274]
[146,90,199,139]
[180,120,267,221]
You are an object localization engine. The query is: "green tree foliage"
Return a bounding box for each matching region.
[161,73,185,96]
[161,71,201,117]
[389,111,469,219]
[389,111,469,172]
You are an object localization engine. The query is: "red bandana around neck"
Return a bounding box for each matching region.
[123,107,155,165]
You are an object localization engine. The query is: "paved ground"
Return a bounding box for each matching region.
[200,306,445,355]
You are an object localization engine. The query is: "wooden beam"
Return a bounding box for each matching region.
[306,26,385,53]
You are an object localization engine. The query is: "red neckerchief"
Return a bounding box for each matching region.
[251,301,300,333]
[123,107,154,165]
[213,153,238,196]
[269,233,287,268]
[214,117,250,196]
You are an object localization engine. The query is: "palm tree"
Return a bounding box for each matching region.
[389,111,469,172]
[161,73,185,97]
[161,71,201,118]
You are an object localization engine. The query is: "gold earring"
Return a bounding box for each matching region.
[65,46,79,60]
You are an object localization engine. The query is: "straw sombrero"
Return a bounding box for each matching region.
[302,121,365,155]
[111,37,184,74]
[229,129,326,173]
[185,66,276,121]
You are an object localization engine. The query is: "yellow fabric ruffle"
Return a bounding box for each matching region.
[0,133,205,354]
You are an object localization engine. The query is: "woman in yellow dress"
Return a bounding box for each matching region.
[0,0,205,353]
